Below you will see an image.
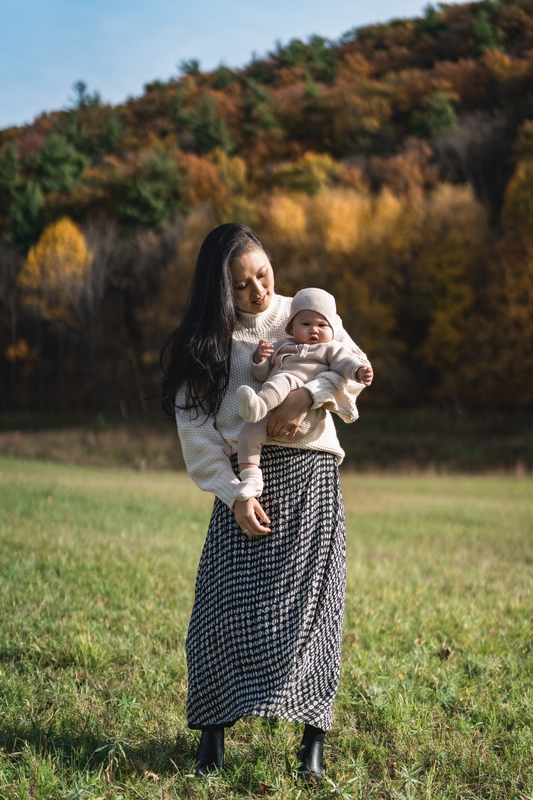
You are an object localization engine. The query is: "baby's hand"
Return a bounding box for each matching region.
[253,340,274,364]
[356,365,374,386]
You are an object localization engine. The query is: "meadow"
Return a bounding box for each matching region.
[0,455,532,799]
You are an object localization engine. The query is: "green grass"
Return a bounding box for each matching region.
[0,456,532,799]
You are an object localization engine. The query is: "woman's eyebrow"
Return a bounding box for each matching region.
[232,267,268,283]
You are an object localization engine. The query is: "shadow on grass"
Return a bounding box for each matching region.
[0,720,303,787]
[0,723,195,778]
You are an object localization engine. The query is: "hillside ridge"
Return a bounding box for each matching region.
[1,0,533,414]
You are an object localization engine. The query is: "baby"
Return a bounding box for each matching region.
[235,288,373,499]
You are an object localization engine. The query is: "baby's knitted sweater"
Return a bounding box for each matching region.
[175,294,370,509]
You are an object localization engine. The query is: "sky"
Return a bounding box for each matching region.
[1,0,431,130]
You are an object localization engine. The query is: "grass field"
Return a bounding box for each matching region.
[0,456,532,799]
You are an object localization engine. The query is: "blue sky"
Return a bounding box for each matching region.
[1,0,431,130]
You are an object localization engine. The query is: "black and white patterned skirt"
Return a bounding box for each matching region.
[185,446,346,732]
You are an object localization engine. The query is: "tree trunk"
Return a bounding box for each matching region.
[128,347,148,413]
[10,301,17,410]
[58,321,65,412]
[37,316,44,406]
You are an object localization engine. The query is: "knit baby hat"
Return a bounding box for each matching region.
[286,287,338,336]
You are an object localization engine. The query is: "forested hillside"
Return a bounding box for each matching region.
[1,0,533,413]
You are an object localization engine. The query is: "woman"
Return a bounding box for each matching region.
[161,223,370,781]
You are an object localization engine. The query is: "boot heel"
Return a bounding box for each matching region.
[195,728,224,775]
[297,731,324,782]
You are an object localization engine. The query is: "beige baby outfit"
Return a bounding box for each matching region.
[237,289,366,494]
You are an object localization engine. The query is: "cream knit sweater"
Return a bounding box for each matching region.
[175,294,370,509]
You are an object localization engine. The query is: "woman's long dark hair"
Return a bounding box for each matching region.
[161,223,269,418]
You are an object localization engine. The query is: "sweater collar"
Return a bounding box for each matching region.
[235,294,285,334]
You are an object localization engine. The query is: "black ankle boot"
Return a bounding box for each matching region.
[195,727,224,775]
[297,724,325,782]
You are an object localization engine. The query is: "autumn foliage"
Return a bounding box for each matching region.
[19,218,92,321]
[1,0,533,412]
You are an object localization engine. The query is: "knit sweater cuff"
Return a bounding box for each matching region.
[305,378,332,410]
[211,473,243,510]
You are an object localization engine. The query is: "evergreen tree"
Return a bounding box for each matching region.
[59,112,89,154]
[272,35,338,82]
[92,108,123,153]
[6,181,44,250]
[211,65,237,90]
[304,74,320,100]
[175,93,233,154]
[26,134,88,193]
[420,4,446,36]
[193,95,233,154]
[118,151,184,227]
[0,144,20,209]
[103,108,123,147]
[473,10,502,54]
[243,80,278,136]
[246,53,276,84]
[413,91,458,138]
[178,59,200,76]
[60,106,122,156]
[71,80,102,109]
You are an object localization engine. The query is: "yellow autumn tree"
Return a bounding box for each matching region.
[257,186,400,370]
[209,148,258,226]
[257,181,493,404]
[502,160,533,234]
[270,152,341,195]
[18,217,93,321]
[409,184,490,398]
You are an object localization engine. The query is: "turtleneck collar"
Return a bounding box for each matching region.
[235,294,285,334]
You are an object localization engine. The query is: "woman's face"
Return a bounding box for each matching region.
[230,248,275,314]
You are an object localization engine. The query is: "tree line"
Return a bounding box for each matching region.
[1,0,533,413]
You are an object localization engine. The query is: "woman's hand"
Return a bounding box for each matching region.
[233,497,271,536]
[267,386,312,440]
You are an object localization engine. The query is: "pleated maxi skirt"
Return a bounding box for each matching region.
[185,445,347,732]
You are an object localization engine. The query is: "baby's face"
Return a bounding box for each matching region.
[290,310,333,344]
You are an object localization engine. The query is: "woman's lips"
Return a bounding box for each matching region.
[252,294,267,305]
